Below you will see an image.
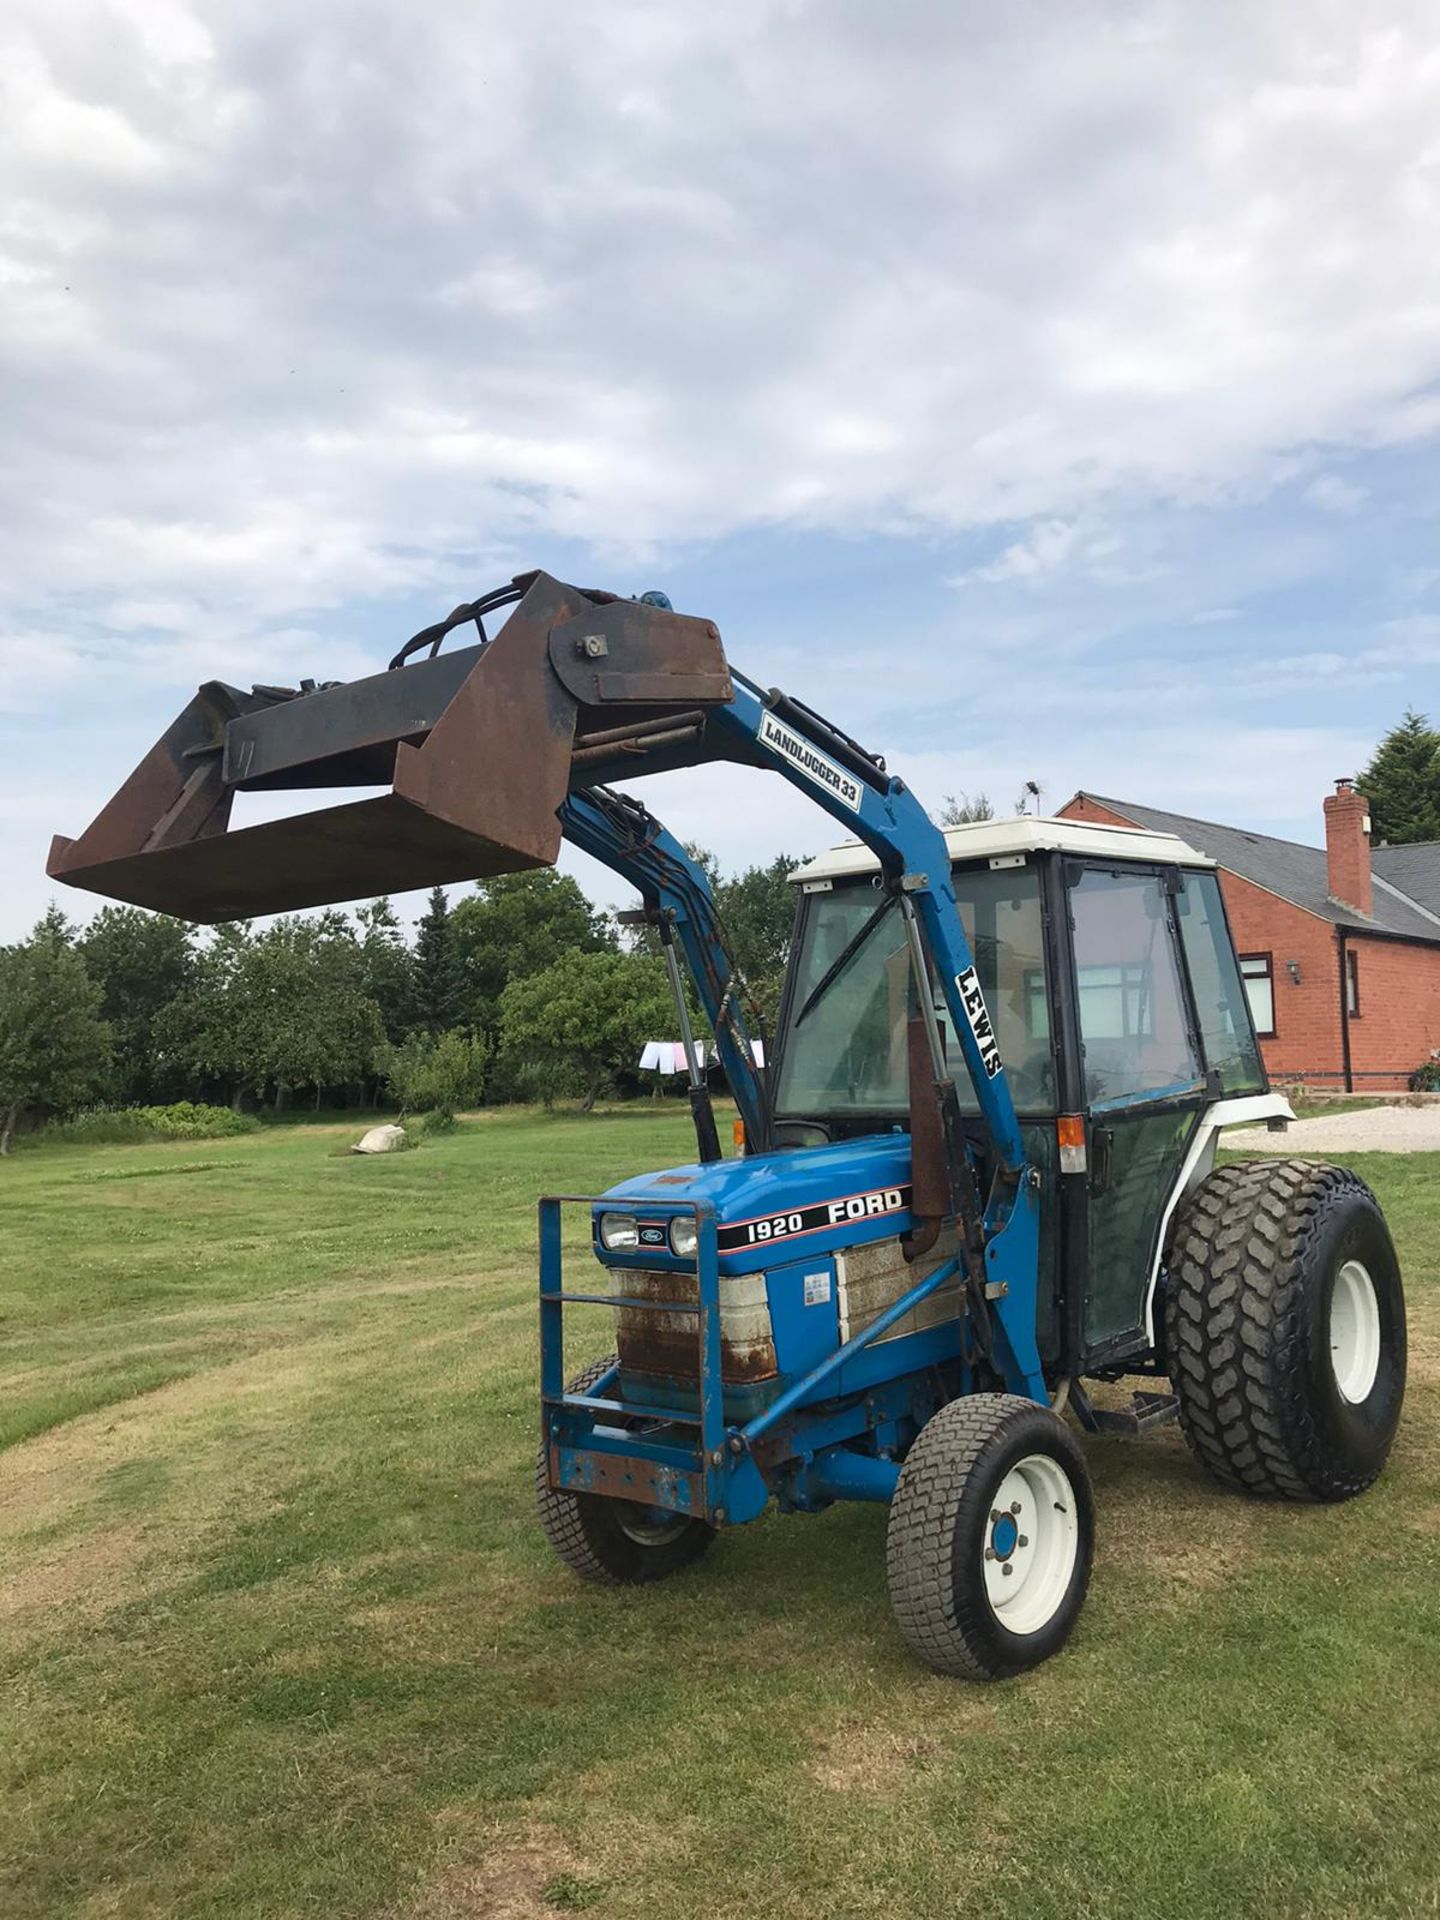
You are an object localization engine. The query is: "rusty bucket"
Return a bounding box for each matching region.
[48,573,733,922]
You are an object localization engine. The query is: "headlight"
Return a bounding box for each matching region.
[598,1212,639,1252]
[668,1215,699,1259]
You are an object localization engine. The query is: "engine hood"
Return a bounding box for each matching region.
[598,1132,916,1274]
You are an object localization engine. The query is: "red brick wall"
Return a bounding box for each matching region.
[1057,794,1440,1091]
[1219,872,1344,1085]
[1345,938,1440,1089]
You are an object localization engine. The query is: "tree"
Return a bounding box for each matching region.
[940,791,994,824]
[379,1028,489,1122]
[412,886,464,1035]
[0,914,112,1152]
[498,949,675,1110]
[624,845,797,1032]
[246,917,386,1106]
[450,870,614,1035]
[80,906,194,1103]
[152,924,252,1107]
[353,897,415,1040]
[716,854,801,1028]
[156,918,384,1109]
[1359,710,1440,845]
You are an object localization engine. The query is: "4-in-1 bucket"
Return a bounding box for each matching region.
[48,572,733,922]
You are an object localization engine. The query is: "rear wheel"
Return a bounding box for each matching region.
[886,1393,1094,1679]
[536,1354,716,1585]
[1165,1159,1406,1501]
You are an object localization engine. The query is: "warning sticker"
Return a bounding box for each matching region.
[803,1271,833,1306]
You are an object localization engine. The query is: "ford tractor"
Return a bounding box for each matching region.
[49,572,1407,1677]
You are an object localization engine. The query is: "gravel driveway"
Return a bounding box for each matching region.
[1225,1105,1440,1154]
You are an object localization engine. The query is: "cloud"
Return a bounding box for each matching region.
[1303,473,1369,513]
[4,0,1440,640]
[955,520,1085,585]
[7,2,1440,935]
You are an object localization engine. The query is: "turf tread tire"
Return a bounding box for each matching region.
[886,1393,1093,1680]
[1165,1158,1404,1502]
[536,1354,715,1585]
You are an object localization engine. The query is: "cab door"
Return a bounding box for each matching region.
[1065,864,1206,1361]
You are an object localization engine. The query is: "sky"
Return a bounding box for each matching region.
[4,0,1440,939]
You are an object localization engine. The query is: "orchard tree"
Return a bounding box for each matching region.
[153,924,255,1107]
[354,896,415,1040]
[379,1028,489,1122]
[80,905,194,1103]
[0,912,112,1152]
[157,918,383,1108]
[498,949,674,1110]
[627,844,798,1033]
[451,870,614,1033]
[240,916,384,1106]
[412,886,464,1035]
[1359,710,1440,845]
[716,854,801,1028]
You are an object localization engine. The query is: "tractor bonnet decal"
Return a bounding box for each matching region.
[716,1183,911,1251]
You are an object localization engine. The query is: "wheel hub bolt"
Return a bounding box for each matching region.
[1018,1534,1028,1548]
[1010,1500,1022,1515]
[990,1508,1002,1522]
[984,1547,995,1561]
[1002,1563,1014,1577]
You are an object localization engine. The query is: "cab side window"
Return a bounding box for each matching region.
[1176,871,1266,1094]
[1070,868,1200,1105]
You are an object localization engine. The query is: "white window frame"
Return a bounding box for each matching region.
[1238,953,1276,1039]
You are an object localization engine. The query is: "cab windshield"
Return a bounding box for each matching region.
[772,864,1056,1122]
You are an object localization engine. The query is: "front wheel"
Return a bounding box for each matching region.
[885,1394,1095,1679]
[536,1355,715,1585]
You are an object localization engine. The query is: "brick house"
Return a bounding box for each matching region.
[1058,787,1440,1092]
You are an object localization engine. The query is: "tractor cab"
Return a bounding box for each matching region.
[771,814,1272,1373]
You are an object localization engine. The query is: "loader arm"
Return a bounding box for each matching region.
[557,787,770,1151]
[48,571,1043,1395]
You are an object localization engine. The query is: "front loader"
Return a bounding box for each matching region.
[51,571,1407,1677]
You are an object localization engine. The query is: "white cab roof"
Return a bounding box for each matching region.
[791,815,1215,885]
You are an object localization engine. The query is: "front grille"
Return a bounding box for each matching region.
[837,1229,962,1344]
[609,1266,778,1384]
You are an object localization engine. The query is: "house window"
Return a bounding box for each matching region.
[1346,948,1361,1018]
[1239,954,1276,1038]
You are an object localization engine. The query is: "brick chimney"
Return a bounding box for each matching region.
[1324,777,1372,917]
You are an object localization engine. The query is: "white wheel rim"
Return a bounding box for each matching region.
[982,1453,1079,1636]
[1330,1259,1381,1404]
[616,1503,691,1546]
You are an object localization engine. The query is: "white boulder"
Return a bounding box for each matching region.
[352,1123,408,1155]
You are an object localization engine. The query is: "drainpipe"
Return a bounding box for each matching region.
[1338,927,1353,1094]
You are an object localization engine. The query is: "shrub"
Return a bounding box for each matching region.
[35,1102,261,1146]
[378,1029,489,1122]
[136,1102,261,1138]
[1408,1055,1440,1093]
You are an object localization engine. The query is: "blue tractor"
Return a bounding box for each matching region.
[50,572,1408,1677]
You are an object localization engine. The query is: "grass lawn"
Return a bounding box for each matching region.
[2,1109,1438,1920]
